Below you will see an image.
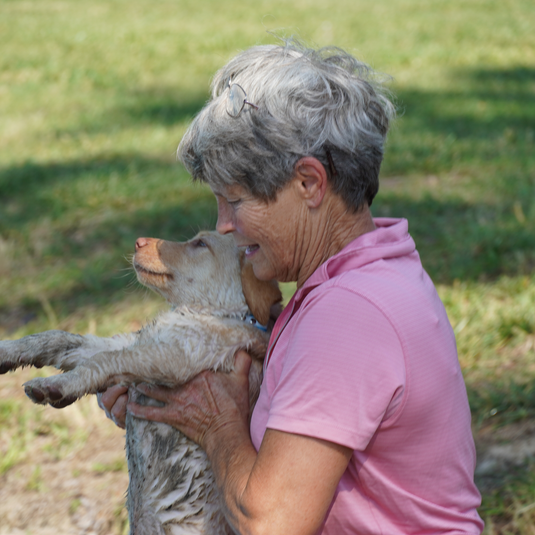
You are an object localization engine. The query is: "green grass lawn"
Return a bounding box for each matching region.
[1,0,534,532]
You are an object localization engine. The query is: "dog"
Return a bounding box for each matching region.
[0,231,282,535]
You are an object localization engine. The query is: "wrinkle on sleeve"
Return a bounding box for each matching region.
[266,286,406,451]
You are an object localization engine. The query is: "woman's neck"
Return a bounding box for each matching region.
[296,198,376,289]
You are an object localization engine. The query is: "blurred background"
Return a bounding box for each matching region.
[0,0,534,533]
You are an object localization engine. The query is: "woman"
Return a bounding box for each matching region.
[102,42,484,534]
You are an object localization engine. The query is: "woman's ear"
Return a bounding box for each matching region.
[240,261,282,326]
[293,157,329,209]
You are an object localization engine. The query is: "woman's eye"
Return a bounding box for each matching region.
[227,199,241,206]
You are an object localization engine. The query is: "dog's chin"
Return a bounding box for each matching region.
[136,274,173,301]
[134,264,174,292]
[134,262,173,279]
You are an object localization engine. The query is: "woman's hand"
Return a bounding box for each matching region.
[99,350,352,535]
[97,384,129,429]
[126,350,252,453]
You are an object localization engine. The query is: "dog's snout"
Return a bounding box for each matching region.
[136,238,150,251]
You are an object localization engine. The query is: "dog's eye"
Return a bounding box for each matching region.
[192,239,208,248]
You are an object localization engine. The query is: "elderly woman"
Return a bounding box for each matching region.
[102,42,484,534]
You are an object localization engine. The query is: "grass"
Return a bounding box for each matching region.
[92,458,128,474]
[0,392,90,476]
[0,0,534,532]
[478,460,535,534]
[0,399,31,474]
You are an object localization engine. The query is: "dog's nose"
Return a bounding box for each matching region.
[136,238,150,251]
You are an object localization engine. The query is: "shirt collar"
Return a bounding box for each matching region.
[292,218,415,304]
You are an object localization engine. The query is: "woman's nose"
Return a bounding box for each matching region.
[215,203,236,235]
[216,214,235,235]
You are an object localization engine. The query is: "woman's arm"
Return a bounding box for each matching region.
[126,351,352,535]
[211,428,352,535]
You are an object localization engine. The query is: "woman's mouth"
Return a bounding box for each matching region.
[245,244,260,257]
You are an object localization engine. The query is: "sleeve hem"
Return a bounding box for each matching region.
[266,413,373,451]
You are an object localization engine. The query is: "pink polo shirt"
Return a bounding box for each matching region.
[250,218,483,534]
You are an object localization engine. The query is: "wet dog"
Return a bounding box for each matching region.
[0,231,282,535]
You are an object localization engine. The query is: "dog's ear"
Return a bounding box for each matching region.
[240,261,282,326]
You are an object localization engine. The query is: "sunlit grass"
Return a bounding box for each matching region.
[1,0,534,531]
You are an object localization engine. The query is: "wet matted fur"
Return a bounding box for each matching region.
[0,231,282,535]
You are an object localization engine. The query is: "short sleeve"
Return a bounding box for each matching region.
[266,286,406,451]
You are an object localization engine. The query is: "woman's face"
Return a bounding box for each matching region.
[213,182,305,283]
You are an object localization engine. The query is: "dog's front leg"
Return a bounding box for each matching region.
[0,330,87,374]
[21,325,264,408]
[0,331,136,376]
[21,340,234,408]
[21,343,171,407]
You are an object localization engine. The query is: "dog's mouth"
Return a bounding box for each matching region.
[134,262,174,281]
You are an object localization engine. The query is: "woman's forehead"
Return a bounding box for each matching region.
[212,184,249,199]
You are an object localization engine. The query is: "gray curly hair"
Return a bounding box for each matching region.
[177,40,395,210]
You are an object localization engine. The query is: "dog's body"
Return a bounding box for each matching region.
[0,231,282,535]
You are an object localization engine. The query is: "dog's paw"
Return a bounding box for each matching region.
[0,331,86,374]
[0,360,19,374]
[23,377,79,408]
[0,341,26,373]
[0,339,51,373]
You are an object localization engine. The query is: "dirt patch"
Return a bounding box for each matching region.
[3,367,535,535]
[475,418,535,494]
[0,368,129,535]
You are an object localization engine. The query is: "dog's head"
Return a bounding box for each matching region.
[133,231,282,325]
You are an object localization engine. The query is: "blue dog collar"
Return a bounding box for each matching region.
[243,313,268,332]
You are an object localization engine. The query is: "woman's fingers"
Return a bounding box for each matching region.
[134,350,250,405]
[96,349,252,434]
[110,391,128,429]
[100,384,128,410]
[127,352,253,449]
[127,399,169,423]
[134,383,178,402]
[98,384,129,429]
[233,349,252,378]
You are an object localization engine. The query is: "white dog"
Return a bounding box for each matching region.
[0,231,282,535]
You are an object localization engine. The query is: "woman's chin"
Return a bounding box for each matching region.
[249,259,277,282]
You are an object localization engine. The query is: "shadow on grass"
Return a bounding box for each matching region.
[468,380,535,428]
[1,182,532,328]
[0,197,218,325]
[0,154,217,230]
[467,66,535,93]
[398,67,535,136]
[373,193,535,283]
[0,155,170,210]
[49,89,210,136]
[120,89,210,127]
[0,155,217,320]
[114,67,535,136]
[384,66,535,177]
